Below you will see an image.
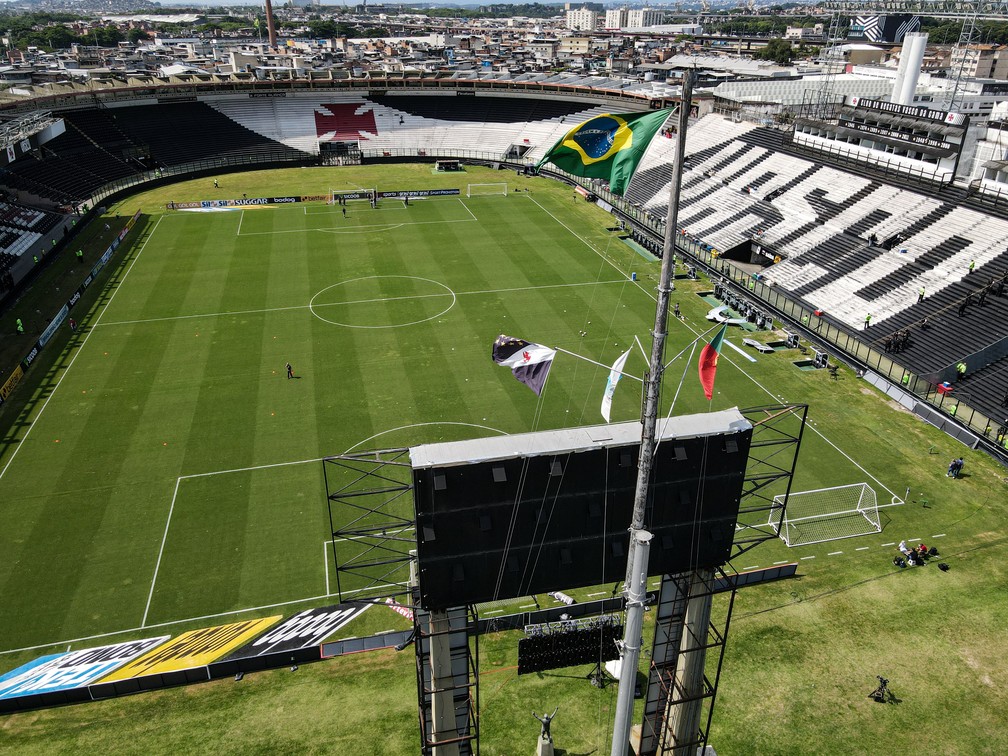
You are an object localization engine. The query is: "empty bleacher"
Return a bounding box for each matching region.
[207,94,611,160]
[108,102,309,168]
[623,111,1008,406]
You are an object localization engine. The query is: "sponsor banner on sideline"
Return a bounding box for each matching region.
[0,365,24,403]
[99,617,280,682]
[171,197,300,210]
[378,189,460,198]
[14,209,141,378]
[222,603,370,661]
[37,304,69,348]
[0,637,169,700]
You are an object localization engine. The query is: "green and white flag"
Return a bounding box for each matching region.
[536,109,672,196]
[601,347,632,423]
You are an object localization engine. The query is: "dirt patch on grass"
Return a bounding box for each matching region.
[858,386,911,414]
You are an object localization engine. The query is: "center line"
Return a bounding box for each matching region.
[98,280,626,327]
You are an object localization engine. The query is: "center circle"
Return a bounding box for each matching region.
[310,275,456,329]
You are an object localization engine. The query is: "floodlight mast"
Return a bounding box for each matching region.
[611,70,695,756]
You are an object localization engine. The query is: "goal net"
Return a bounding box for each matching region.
[770,482,880,547]
[328,189,374,205]
[467,183,508,197]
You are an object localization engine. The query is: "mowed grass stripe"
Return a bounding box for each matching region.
[150,225,270,620]
[0,326,183,647]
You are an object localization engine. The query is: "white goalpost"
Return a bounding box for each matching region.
[328,188,376,204]
[466,183,508,197]
[769,482,881,547]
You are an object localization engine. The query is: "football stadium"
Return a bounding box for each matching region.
[0,76,1007,755]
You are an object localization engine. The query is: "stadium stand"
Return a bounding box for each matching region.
[622,112,1008,420]
[207,94,613,160]
[0,114,139,203]
[107,102,309,168]
[0,103,309,205]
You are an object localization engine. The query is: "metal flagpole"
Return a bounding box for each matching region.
[611,70,694,756]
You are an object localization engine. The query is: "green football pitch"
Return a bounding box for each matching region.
[0,188,710,651]
[1,168,1006,755]
[0,181,887,652]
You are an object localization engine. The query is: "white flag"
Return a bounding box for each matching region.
[600,348,632,423]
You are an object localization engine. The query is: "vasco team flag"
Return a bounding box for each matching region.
[493,334,556,396]
[698,324,728,401]
[536,109,672,195]
[601,347,632,423]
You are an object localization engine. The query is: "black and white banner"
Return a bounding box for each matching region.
[222,603,370,660]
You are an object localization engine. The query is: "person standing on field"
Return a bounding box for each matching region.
[286,362,294,379]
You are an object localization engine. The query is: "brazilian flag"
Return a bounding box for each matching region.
[535,108,672,196]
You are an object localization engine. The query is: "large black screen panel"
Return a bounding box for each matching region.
[411,411,752,610]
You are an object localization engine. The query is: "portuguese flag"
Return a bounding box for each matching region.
[535,109,672,196]
[698,324,728,401]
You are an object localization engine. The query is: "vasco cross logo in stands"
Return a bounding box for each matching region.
[314,104,378,141]
[562,114,632,165]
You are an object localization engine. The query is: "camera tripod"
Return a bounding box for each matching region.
[868,675,891,703]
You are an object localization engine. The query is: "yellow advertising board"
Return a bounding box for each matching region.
[100,617,280,682]
[0,365,24,402]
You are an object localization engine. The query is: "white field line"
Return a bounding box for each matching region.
[800,555,816,560]
[932,533,946,538]
[526,194,905,503]
[238,217,474,237]
[180,456,325,481]
[175,422,508,485]
[97,279,625,328]
[828,551,843,556]
[2,583,401,658]
[141,476,181,627]
[236,209,244,236]
[457,197,478,221]
[0,216,164,483]
[773,560,789,565]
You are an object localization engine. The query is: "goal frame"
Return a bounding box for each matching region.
[466,182,508,198]
[770,482,881,547]
[328,188,377,205]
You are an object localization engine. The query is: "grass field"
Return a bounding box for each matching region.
[1,166,1006,754]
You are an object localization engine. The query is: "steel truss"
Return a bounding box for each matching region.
[638,566,737,755]
[414,603,480,756]
[823,0,1008,21]
[732,403,808,557]
[324,448,415,604]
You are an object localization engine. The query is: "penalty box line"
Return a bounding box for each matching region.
[240,202,477,237]
[141,457,326,628]
[138,419,501,633]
